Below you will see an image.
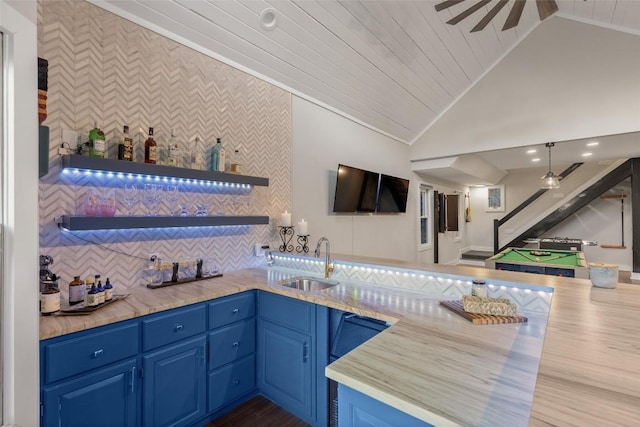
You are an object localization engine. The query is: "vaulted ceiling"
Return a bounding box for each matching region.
[92,0,640,144]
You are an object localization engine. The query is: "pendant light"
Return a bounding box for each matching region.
[540,142,561,189]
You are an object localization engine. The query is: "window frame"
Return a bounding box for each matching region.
[418,184,432,251]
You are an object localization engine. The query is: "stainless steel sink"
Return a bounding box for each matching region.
[278,277,338,291]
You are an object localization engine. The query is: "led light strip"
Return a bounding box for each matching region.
[61,167,252,190]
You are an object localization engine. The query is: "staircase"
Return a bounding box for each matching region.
[495,159,629,252]
[459,250,494,266]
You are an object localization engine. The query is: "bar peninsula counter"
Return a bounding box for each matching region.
[40,256,640,426]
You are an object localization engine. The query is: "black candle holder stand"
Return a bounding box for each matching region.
[278,226,295,252]
[296,235,310,253]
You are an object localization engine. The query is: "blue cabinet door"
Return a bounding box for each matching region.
[338,384,434,427]
[142,335,206,427]
[42,358,137,427]
[257,320,313,421]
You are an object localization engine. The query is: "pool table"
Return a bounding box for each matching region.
[485,247,589,279]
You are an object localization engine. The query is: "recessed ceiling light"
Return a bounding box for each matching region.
[586,142,599,147]
[526,149,537,154]
[582,152,593,157]
[260,8,278,31]
[531,158,541,162]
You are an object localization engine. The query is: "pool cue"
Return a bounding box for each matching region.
[542,252,576,263]
[513,248,539,263]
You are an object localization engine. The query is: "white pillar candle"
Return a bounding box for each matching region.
[280,211,291,227]
[297,219,308,235]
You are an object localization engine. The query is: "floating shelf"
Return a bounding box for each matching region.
[58,215,270,231]
[61,155,269,187]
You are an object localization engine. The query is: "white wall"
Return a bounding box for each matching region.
[291,96,417,261]
[1,1,40,425]
[411,17,640,160]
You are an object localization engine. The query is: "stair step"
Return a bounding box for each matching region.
[461,250,494,261]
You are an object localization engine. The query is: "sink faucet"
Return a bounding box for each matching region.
[314,237,334,279]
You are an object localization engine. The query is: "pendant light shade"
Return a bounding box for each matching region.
[540,142,561,189]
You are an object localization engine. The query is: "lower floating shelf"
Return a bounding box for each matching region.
[57,215,270,231]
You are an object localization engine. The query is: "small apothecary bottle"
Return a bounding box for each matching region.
[471,279,487,298]
[96,280,105,305]
[40,277,61,315]
[104,278,114,301]
[86,282,99,307]
[68,276,85,305]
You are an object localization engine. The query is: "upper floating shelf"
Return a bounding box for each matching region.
[61,155,269,187]
[58,215,270,231]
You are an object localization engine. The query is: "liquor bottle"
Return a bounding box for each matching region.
[88,123,106,158]
[190,137,204,170]
[96,280,105,304]
[167,129,179,167]
[210,138,226,172]
[117,125,134,161]
[144,127,157,164]
[230,149,242,174]
[68,276,85,306]
[104,277,114,301]
[40,275,60,315]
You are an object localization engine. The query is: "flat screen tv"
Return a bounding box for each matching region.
[377,174,410,213]
[333,164,379,213]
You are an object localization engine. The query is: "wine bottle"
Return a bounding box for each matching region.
[144,127,157,164]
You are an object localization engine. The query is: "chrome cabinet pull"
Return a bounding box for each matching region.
[233,379,240,385]
[93,349,104,358]
[129,367,136,394]
[232,308,239,314]
[303,342,308,363]
[175,324,184,332]
[232,341,239,348]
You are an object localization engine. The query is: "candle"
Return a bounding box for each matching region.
[297,219,308,236]
[280,211,291,227]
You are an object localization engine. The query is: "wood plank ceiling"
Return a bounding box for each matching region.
[93,0,640,144]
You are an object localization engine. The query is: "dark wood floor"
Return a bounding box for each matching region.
[203,395,310,427]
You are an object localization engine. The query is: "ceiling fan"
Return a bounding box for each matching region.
[434,0,559,32]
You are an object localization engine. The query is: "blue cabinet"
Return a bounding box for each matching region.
[142,335,207,427]
[338,384,433,427]
[257,291,328,427]
[206,291,257,414]
[258,320,313,419]
[42,358,138,427]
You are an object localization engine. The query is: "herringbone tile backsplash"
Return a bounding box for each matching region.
[38,0,291,296]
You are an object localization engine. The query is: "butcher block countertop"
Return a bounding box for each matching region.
[40,257,640,426]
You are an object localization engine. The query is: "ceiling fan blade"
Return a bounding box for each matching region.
[536,0,559,21]
[435,0,466,12]
[447,0,492,25]
[502,0,526,31]
[471,0,509,32]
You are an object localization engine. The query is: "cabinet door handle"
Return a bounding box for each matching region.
[232,308,239,314]
[175,324,184,332]
[303,342,308,363]
[232,341,239,348]
[200,346,205,365]
[93,349,104,358]
[233,379,240,386]
[129,367,136,394]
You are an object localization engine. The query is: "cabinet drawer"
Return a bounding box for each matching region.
[142,304,206,352]
[259,292,313,334]
[209,292,255,329]
[208,319,255,370]
[44,323,139,384]
[208,354,255,412]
